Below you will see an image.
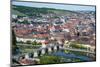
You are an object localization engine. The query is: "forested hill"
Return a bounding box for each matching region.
[12,5,82,16]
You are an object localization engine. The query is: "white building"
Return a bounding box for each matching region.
[16,37,46,44]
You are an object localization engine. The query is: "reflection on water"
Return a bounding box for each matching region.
[38,50,94,64]
[49,51,92,61]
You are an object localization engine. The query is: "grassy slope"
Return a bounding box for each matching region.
[12,9,27,16]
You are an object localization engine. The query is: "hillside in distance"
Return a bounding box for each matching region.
[12,5,83,16]
[12,9,27,16]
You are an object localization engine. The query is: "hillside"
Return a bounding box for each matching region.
[12,9,27,16]
[12,5,83,16]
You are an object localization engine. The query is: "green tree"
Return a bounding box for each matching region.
[26,40,32,44]
[70,42,87,49]
[12,29,18,55]
[32,41,37,46]
[40,56,61,64]
[32,41,42,46]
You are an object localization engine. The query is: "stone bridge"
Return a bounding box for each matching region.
[23,44,95,59]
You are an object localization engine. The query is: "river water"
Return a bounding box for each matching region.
[47,50,93,62]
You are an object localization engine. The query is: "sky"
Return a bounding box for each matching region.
[12,1,95,11]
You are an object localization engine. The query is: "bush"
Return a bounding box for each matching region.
[39,56,61,64]
[26,40,32,44]
[32,41,42,46]
[70,42,87,49]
